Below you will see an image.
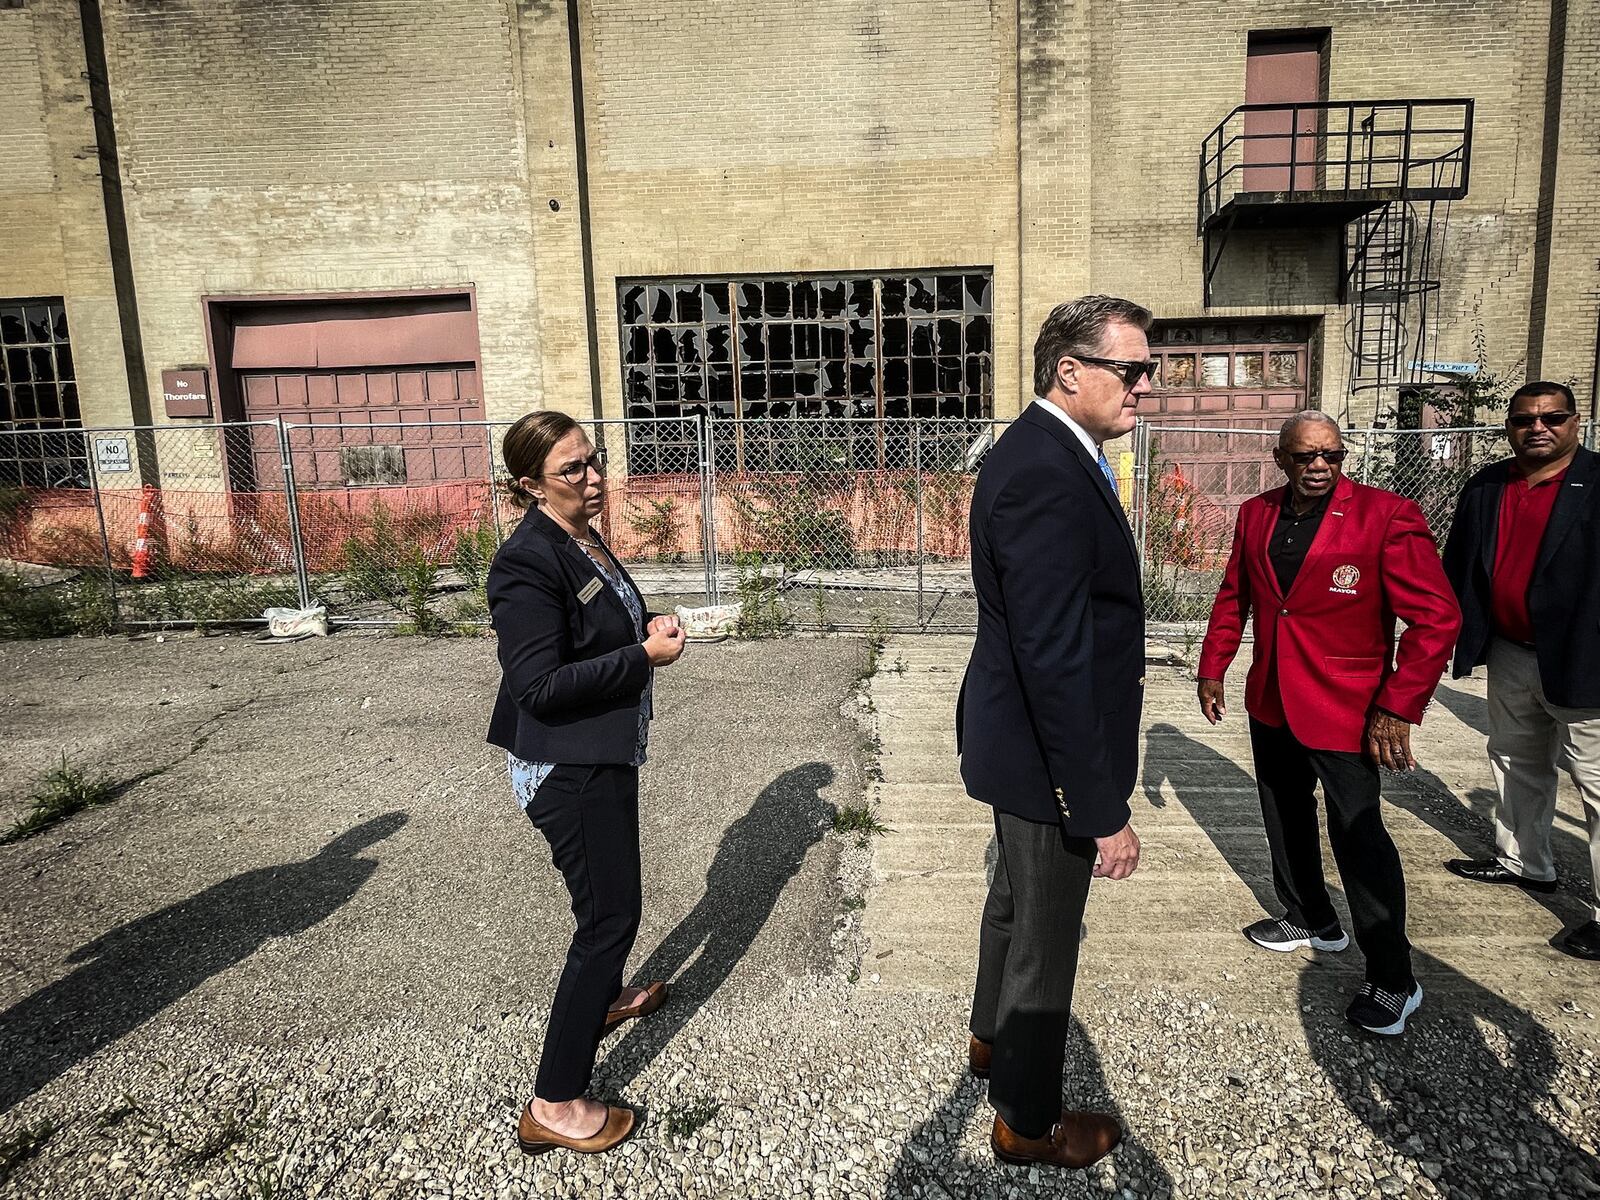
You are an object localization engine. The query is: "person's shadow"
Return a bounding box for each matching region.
[1143,724,1600,1192]
[595,763,834,1095]
[0,812,409,1114]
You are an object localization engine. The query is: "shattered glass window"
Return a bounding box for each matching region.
[618,269,993,471]
[0,298,87,487]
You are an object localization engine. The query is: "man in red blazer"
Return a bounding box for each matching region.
[1196,411,1460,1036]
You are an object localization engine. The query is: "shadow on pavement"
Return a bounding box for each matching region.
[1143,724,1599,1195]
[0,811,409,1115]
[596,762,834,1096]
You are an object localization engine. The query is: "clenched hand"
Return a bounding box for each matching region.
[1093,822,1141,880]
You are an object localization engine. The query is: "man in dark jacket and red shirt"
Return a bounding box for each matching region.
[1196,410,1461,1035]
[1441,381,1600,962]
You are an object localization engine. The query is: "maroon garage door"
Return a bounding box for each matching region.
[223,295,484,489]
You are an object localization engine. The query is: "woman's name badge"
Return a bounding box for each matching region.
[578,578,603,604]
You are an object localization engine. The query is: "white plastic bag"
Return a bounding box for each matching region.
[262,604,329,640]
[674,603,740,641]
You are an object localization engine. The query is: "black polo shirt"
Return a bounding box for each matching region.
[1269,488,1331,594]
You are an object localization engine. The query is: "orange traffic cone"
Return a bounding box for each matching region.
[130,484,163,579]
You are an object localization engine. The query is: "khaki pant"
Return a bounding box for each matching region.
[1487,639,1600,922]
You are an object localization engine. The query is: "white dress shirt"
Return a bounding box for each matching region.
[1032,395,1101,460]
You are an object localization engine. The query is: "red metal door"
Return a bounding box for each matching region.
[1243,40,1323,193]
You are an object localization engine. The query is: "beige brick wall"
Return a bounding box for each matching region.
[0,0,131,429]
[98,0,545,427]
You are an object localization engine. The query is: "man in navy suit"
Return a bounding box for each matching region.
[957,294,1153,1170]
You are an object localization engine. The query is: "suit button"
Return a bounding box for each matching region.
[1280,608,1289,616]
[1054,787,1064,799]
[1061,807,1072,819]
[1137,676,1146,686]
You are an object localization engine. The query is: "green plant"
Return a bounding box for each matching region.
[627,497,684,562]
[730,476,856,570]
[733,552,791,639]
[3,753,119,844]
[832,802,890,846]
[0,568,116,639]
[661,1099,721,1142]
[451,514,501,595]
[0,1121,53,1188]
[842,894,866,912]
[396,548,446,634]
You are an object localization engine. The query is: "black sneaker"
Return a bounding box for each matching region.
[1243,917,1350,953]
[1346,981,1423,1036]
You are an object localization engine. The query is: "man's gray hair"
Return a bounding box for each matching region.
[1278,409,1343,446]
[1032,295,1153,397]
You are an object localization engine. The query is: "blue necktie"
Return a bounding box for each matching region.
[1097,451,1118,492]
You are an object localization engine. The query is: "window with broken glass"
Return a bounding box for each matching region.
[0,299,87,488]
[619,271,993,473]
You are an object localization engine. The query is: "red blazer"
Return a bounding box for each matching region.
[1197,476,1461,753]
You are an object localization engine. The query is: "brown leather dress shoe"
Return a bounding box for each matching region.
[517,1102,635,1155]
[603,980,668,1033]
[991,1111,1122,1169]
[968,1035,992,1079]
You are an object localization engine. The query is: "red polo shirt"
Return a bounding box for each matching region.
[1490,465,1567,645]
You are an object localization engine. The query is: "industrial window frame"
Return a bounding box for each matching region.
[0,297,87,488]
[618,269,994,473]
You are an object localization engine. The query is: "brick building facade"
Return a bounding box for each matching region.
[1,0,1596,486]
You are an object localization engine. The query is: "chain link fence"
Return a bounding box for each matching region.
[0,414,1565,637]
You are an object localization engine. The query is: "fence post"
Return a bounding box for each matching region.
[85,445,122,625]
[1360,429,1373,485]
[698,414,719,605]
[1132,420,1150,574]
[483,421,503,543]
[277,419,313,610]
[914,421,925,627]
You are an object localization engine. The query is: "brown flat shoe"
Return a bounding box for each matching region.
[603,980,668,1033]
[517,1102,635,1155]
[968,1035,992,1079]
[991,1111,1121,1169]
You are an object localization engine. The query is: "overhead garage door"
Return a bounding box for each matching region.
[224,295,484,489]
[1142,319,1311,513]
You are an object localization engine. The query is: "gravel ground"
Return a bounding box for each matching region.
[1,633,1598,1199]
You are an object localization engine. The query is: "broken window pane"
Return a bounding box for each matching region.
[965,356,989,393]
[911,321,936,358]
[884,359,909,397]
[879,277,906,317]
[768,325,793,361]
[937,318,962,357]
[850,362,876,397]
[653,327,678,364]
[965,316,991,356]
[678,328,704,365]
[964,275,991,313]
[741,371,767,402]
[740,323,766,361]
[939,396,963,418]
[880,317,907,358]
[849,321,875,358]
[793,323,819,360]
[770,368,795,401]
[738,283,763,318]
[822,323,847,360]
[627,369,651,403]
[708,368,734,406]
[909,277,937,313]
[706,324,732,363]
[937,276,964,312]
[648,286,674,324]
[822,361,846,397]
[792,280,818,319]
[621,285,646,325]
[764,281,790,318]
[681,373,705,404]
[704,284,730,321]
[939,358,962,393]
[851,280,876,320]
[819,280,848,318]
[794,368,819,397]
[912,359,937,393]
[654,370,679,406]
[912,396,937,418]
[676,284,703,324]
[624,326,649,364]
[885,398,909,418]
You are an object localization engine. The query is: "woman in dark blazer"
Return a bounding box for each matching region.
[486,411,686,1156]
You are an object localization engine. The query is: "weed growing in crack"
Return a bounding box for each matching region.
[0,1122,53,1187]
[3,754,117,844]
[661,1098,721,1143]
[832,802,890,847]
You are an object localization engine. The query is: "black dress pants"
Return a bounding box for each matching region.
[969,809,1096,1140]
[524,762,642,1102]
[1249,717,1414,992]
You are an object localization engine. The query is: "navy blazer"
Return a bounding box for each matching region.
[1442,444,1600,707]
[956,402,1145,837]
[486,505,654,764]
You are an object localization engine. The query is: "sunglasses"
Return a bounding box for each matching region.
[1074,355,1159,389]
[1285,449,1349,466]
[543,450,608,486]
[1507,411,1576,430]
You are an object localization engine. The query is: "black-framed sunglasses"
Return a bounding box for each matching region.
[1073,355,1159,389]
[1507,411,1576,430]
[1285,448,1349,466]
[542,449,608,486]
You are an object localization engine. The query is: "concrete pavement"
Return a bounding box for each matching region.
[862,635,1600,1042]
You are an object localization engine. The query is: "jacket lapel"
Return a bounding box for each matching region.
[1282,475,1354,604]
[1020,403,1138,560]
[1478,459,1509,578]
[1533,446,1597,578]
[525,507,639,628]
